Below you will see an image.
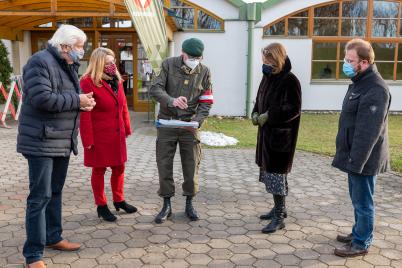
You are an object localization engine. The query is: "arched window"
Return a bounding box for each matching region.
[165,0,224,31]
[263,0,402,81]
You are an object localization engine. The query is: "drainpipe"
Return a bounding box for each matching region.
[240,3,261,118]
[246,20,254,118]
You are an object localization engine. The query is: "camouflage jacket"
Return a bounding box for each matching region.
[150,56,213,126]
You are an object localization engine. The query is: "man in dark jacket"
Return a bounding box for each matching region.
[150,38,213,224]
[17,25,95,268]
[332,39,391,257]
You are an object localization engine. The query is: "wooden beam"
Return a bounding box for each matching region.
[0,3,113,13]
[94,30,100,48]
[0,0,126,8]
[284,17,288,37]
[110,2,115,17]
[308,7,314,37]
[367,0,373,38]
[0,26,24,41]
[166,21,173,41]
[164,0,170,8]
[194,7,198,30]
[3,16,50,28]
[337,1,341,37]
[51,0,57,15]
[336,41,340,80]
[133,33,138,110]
[394,43,398,81]
[0,11,128,16]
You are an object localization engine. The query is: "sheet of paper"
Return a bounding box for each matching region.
[156,119,199,128]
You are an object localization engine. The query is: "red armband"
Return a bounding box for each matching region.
[198,89,214,104]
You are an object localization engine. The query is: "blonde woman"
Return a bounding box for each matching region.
[252,43,302,233]
[80,47,136,222]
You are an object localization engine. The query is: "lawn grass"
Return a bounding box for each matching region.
[202,113,402,173]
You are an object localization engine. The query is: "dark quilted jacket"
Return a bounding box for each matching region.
[17,44,81,157]
[332,65,391,176]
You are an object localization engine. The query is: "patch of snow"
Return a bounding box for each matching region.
[200,131,238,147]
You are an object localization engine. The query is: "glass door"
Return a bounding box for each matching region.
[31,31,94,77]
[99,34,135,108]
[99,33,153,112]
[137,42,153,109]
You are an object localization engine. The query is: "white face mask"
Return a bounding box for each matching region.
[184,58,200,70]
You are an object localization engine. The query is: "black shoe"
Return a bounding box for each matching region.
[114,200,137,214]
[334,243,368,257]
[185,196,199,221]
[336,233,354,243]
[262,218,285,233]
[155,197,172,224]
[97,205,117,222]
[260,208,288,220]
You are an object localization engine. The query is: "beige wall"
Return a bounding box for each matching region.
[1,31,32,75]
[18,31,32,74]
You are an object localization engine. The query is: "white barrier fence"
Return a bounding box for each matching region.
[0,76,23,128]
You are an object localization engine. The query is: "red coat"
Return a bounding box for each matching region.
[79,76,132,168]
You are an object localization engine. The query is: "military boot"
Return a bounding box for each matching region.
[155,197,172,224]
[185,196,199,221]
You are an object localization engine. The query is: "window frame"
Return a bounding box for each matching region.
[165,0,224,32]
[263,0,402,81]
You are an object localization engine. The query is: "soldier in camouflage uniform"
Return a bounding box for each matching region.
[150,38,213,224]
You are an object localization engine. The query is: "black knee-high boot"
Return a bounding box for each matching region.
[262,195,286,233]
[260,194,288,220]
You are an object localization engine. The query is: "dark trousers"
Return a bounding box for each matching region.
[156,128,201,197]
[23,155,70,264]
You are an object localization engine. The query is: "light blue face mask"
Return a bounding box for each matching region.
[342,62,357,78]
[68,48,85,63]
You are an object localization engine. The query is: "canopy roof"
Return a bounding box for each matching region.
[0,0,177,40]
[0,0,280,40]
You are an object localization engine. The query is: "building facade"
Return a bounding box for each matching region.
[1,0,402,115]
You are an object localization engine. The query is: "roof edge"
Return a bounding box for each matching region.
[225,0,246,8]
[262,0,281,9]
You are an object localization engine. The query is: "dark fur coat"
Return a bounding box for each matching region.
[253,57,302,174]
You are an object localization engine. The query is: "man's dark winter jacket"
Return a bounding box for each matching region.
[332,65,391,176]
[17,44,81,157]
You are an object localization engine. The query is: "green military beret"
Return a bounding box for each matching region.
[182,38,204,57]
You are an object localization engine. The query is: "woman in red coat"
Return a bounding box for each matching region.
[80,47,136,222]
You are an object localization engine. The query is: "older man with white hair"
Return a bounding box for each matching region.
[17,25,95,268]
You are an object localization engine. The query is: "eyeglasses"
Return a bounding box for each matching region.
[344,58,362,64]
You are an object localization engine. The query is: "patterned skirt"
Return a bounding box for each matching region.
[259,169,288,196]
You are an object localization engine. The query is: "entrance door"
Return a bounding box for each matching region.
[99,34,135,108]
[31,32,52,53]
[31,31,94,77]
[99,33,152,112]
[31,31,150,111]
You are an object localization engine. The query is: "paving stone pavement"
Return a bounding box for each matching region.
[0,113,402,268]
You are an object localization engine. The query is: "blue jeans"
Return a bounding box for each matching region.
[23,155,70,264]
[348,173,377,250]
